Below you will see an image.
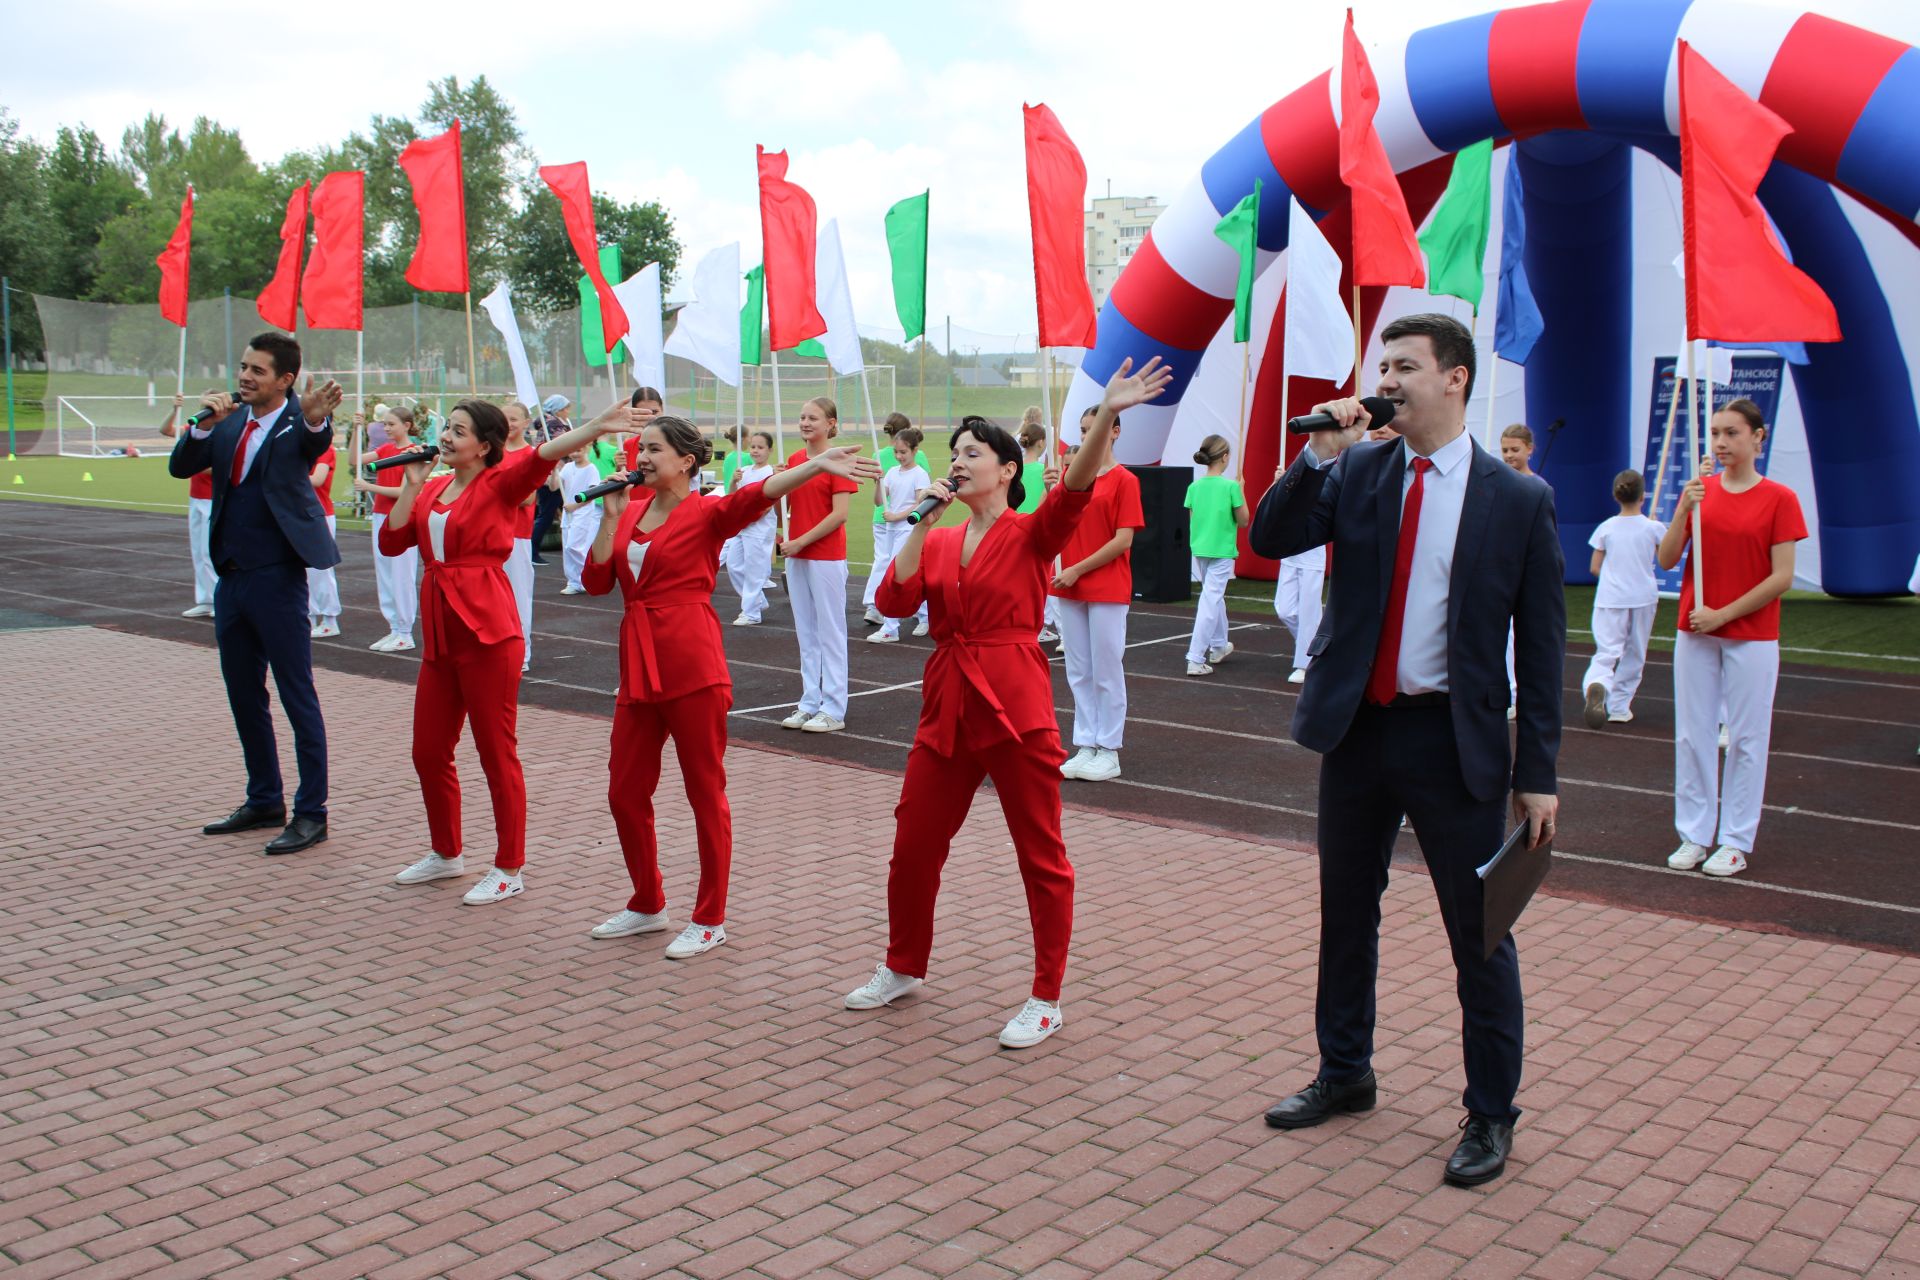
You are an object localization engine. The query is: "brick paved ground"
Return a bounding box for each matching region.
[3,624,1918,1280]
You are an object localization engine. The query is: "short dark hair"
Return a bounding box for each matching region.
[952,416,1025,509]
[883,412,911,435]
[1613,469,1645,505]
[647,414,712,469]
[246,331,302,380]
[451,399,509,467]
[1380,312,1476,402]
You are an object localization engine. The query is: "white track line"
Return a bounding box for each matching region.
[1550,850,1920,916]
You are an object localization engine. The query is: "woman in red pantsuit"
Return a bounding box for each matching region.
[846,358,1172,1048]
[582,416,880,957]
[381,398,624,904]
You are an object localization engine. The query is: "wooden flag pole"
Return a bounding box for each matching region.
[1646,353,1686,518]
[858,367,881,455]
[463,290,479,394]
[1685,335,1706,607]
[1233,339,1253,480]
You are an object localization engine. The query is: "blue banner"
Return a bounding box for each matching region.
[1644,355,1784,595]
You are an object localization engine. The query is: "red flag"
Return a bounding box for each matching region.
[155,187,193,328]
[755,146,827,352]
[1679,43,1839,343]
[400,121,469,294]
[257,184,309,331]
[301,171,364,331]
[539,161,628,353]
[1023,103,1097,349]
[1338,10,1424,288]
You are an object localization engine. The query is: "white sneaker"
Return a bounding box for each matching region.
[780,709,811,729]
[998,997,1064,1049]
[664,922,725,959]
[1287,668,1307,684]
[732,613,761,627]
[1185,661,1214,677]
[561,584,585,595]
[1060,746,1095,780]
[1608,710,1634,724]
[1667,841,1713,871]
[801,713,845,733]
[1206,642,1234,664]
[845,963,923,1010]
[1037,626,1059,644]
[311,618,340,638]
[912,619,929,637]
[1583,682,1608,729]
[394,853,465,885]
[863,606,884,626]
[1077,748,1122,782]
[866,630,899,644]
[181,604,214,619]
[1702,846,1748,877]
[369,634,397,652]
[590,909,670,939]
[461,868,524,904]
[1718,725,1731,750]
[388,636,415,652]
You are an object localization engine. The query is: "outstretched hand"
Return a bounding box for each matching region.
[813,445,883,483]
[1100,356,1174,414]
[301,375,345,426]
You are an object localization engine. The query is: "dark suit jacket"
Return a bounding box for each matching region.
[1250,435,1565,802]
[168,395,341,571]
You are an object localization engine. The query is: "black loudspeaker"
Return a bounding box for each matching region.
[1126,464,1193,603]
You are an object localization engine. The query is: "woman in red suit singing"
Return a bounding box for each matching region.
[582,415,879,957]
[382,399,625,904]
[845,358,1171,1048]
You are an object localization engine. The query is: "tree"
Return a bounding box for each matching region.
[510,190,679,315]
[0,108,56,355]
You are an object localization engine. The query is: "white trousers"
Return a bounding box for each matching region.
[1057,598,1129,750]
[724,523,775,621]
[306,514,340,622]
[186,496,217,606]
[1187,557,1235,663]
[1272,553,1325,671]
[1581,603,1656,718]
[788,557,850,720]
[370,513,419,639]
[562,507,602,589]
[1674,630,1779,853]
[870,521,927,638]
[506,537,535,663]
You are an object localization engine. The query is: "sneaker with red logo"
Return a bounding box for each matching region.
[665,922,726,959]
[460,868,524,904]
[998,997,1065,1049]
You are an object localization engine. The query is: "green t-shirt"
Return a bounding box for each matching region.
[590,437,618,478]
[874,448,931,522]
[1185,473,1245,559]
[1016,461,1044,514]
[721,450,742,488]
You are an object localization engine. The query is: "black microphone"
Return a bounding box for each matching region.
[905,470,963,526]
[574,470,642,504]
[185,393,238,428]
[1286,396,1397,435]
[372,444,440,471]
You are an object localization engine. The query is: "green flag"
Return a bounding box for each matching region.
[580,244,626,367]
[795,337,827,360]
[1212,178,1262,343]
[740,264,764,367]
[1418,138,1492,312]
[885,190,929,342]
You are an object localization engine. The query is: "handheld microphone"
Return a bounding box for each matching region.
[185,393,239,428]
[905,470,964,526]
[1286,396,1397,435]
[372,444,440,471]
[574,470,642,504]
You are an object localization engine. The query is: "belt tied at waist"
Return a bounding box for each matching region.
[621,589,717,698]
[930,626,1040,751]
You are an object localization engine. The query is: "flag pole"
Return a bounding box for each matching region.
[1351,285,1365,402]
[175,323,188,404]
[771,345,788,569]
[463,290,479,394]
[1041,346,1056,464]
[917,340,925,426]
[1233,339,1252,480]
[1685,334,1706,607]
[858,367,880,455]
[1646,352,1686,518]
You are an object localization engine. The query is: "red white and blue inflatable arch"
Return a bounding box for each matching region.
[1062,0,1920,595]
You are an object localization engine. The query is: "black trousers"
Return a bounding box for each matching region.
[529,486,562,554]
[212,561,329,819]
[1315,702,1522,1122]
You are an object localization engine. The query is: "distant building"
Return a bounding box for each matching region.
[1086,195,1166,312]
[1005,364,1076,393]
[953,366,1009,388]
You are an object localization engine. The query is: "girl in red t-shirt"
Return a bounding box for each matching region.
[1656,398,1807,878]
[354,405,425,653]
[779,396,861,732]
[1049,406,1146,782]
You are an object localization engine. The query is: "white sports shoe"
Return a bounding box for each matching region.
[780,709,811,729]
[1076,748,1122,782]
[998,997,1064,1049]
[1667,841,1713,871]
[866,630,899,643]
[369,634,397,652]
[1185,661,1214,677]
[1608,710,1635,724]
[181,604,214,619]
[1206,642,1234,664]
[912,619,929,637]
[1718,725,1731,750]
[462,868,524,904]
[388,636,415,652]
[863,606,884,626]
[394,853,465,885]
[664,922,725,959]
[732,613,761,627]
[1702,846,1748,877]
[1037,626,1059,644]
[311,619,340,638]
[590,909,671,939]
[845,964,923,1010]
[1287,667,1307,684]
[561,584,585,595]
[801,713,845,733]
[1060,746,1095,780]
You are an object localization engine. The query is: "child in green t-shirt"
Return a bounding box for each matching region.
[1182,433,1248,677]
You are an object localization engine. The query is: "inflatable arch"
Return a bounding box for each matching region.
[1062,0,1920,595]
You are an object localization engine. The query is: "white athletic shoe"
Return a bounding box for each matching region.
[866,630,899,644]
[310,619,340,638]
[1077,748,1122,782]
[561,584,585,595]
[998,997,1064,1049]
[387,636,415,652]
[1667,841,1713,871]
[1718,725,1731,750]
[1287,668,1307,684]
[845,963,923,1010]
[590,909,671,939]
[863,606,884,626]
[1206,642,1234,664]
[1608,710,1635,724]
[1037,626,1059,644]
[1060,747,1095,780]
[912,619,929,637]
[664,922,725,959]
[1583,682,1608,729]
[780,709,811,729]
[394,853,466,885]
[732,613,761,627]
[801,713,845,733]
[462,868,524,904]
[181,604,214,619]
[369,634,397,652]
[1186,661,1214,677]
[1702,846,1748,877]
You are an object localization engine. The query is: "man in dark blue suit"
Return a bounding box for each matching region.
[169,333,343,855]
[1249,313,1564,1187]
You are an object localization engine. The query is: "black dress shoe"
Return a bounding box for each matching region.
[1263,1071,1377,1129]
[264,816,328,855]
[202,804,286,835]
[1444,1115,1514,1187]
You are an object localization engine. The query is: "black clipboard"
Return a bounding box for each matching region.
[1476,823,1552,960]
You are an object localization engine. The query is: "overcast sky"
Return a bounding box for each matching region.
[6,0,1910,339]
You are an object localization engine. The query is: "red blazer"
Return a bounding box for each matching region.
[378,446,557,659]
[877,484,1093,756]
[583,481,776,703]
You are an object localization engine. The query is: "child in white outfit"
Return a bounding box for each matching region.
[1582,468,1666,728]
[724,431,778,624]
[867,428,931,642]
[556,448,603,593]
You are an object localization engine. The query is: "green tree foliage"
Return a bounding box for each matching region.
[0,109,57,352]
[510,190,679,315]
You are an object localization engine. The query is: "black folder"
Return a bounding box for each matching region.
[1476,823,1553,960]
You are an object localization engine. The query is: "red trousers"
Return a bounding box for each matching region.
[886,730,1075,1000]
[412,632,526,870]
[608,685,732,925]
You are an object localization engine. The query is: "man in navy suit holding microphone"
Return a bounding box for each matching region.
[170,332,342,855]
[1250,313,1564,1187]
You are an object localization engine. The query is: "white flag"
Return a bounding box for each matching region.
[611,263,666,392]
[1284,197,1354,385]
[814,218,864,376]
[663,243,743,387]
[478,280,539,409]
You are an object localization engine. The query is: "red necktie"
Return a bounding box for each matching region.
[230,419,260,485]
[1365,456,1433,705]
